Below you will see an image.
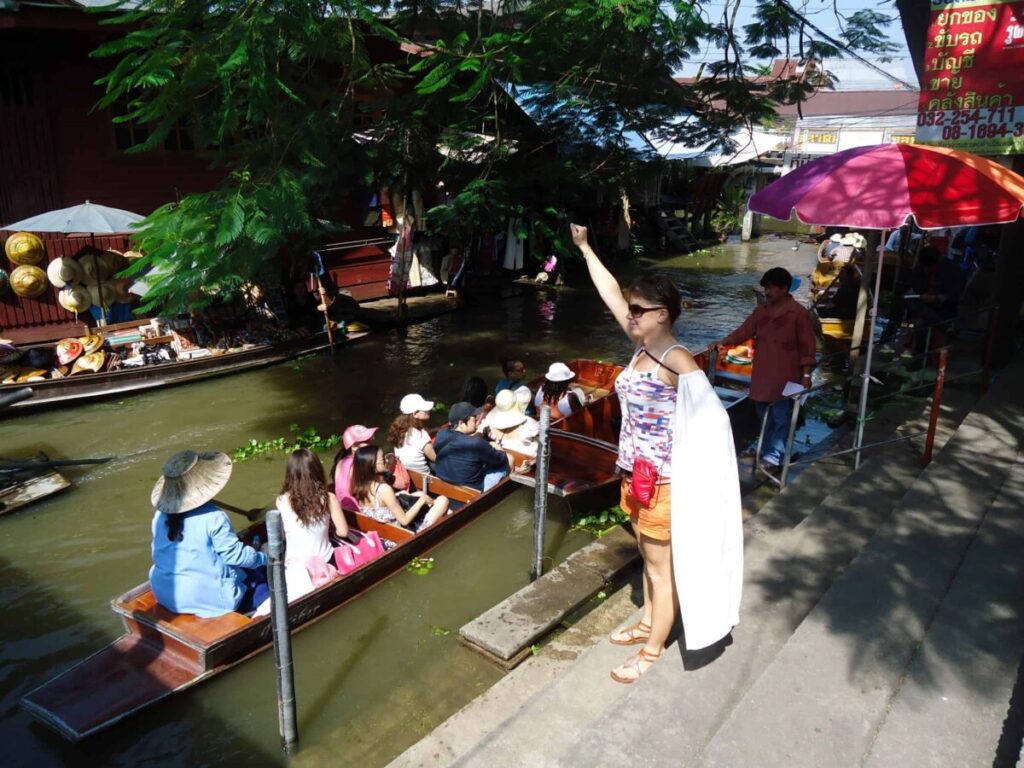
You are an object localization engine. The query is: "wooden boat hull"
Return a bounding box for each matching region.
[0,331,370,415]
[21,432,620,741]
[0,468,71,516]
[555,357,760,448]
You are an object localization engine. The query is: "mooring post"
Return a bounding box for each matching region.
[922,348,948,466]
[531,404,552,582]
[265,510,298,751]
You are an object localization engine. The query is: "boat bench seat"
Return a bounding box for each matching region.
[114,586,253,645]
[407,469,480,504]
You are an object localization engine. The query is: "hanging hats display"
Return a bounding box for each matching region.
[58,284,92,314]
[46,257,85,288]
[56,338,84,366]
[71,350,106,376]
[4,232,45,266]
[10,264,48,297]
[87,282,115,308]
[76,251,111,285]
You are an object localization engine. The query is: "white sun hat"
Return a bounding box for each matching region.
[544,362,576,382]
[400,393,435,414]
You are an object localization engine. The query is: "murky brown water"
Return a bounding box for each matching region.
[0,237,816,767]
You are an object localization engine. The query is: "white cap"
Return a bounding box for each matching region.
[544,362,576,382]
[829,233,843,242]
[400,393,435,414]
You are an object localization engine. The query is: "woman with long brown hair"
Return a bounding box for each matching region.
[277,448,349,567]
[388,393,437,475]
[350,444,449,532]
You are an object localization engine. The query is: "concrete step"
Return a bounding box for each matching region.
[696,362,1024,768]
[861,455,1024,768]
[386,384,979,768]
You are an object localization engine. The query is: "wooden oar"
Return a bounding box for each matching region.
[0,456,113,471]
[212,498,265,522]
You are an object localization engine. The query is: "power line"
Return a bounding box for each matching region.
[774,0,918,89]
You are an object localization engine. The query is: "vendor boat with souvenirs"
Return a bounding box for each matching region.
[0,322,370,414]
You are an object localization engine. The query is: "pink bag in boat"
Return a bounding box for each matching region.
[333,531,384,575]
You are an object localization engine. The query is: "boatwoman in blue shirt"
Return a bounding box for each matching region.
[149,450,268,618]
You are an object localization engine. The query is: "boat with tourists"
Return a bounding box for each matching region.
[20,428,621,742]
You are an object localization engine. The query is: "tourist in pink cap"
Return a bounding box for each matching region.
[331,424,379,511]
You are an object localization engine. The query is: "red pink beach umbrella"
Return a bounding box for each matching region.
[748,143,1024,466]
[750,143,1024,229]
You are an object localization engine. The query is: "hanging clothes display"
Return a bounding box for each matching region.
[503,218,525,271]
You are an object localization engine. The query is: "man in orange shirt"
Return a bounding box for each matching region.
[713,268,817,472]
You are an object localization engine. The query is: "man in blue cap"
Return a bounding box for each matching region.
[433,402,513,491]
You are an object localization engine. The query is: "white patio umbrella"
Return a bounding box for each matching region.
[3,201,144,234]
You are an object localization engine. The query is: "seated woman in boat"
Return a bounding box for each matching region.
[277,448,349,568]
[388,393,438,475]
[533,362,586,417]
[457,376,494,410]
[350,445,450,532]
[331,424,379,511]
[149,450,269,618]
[486,389,539,458]
[495,357,527,395]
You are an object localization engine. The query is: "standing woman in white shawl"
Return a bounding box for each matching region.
[572,224,743,683]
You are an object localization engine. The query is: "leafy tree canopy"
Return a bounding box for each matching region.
[93,0,899,312]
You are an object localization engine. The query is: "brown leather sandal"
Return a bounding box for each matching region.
[610,648,662,684]
[609,620,652,646]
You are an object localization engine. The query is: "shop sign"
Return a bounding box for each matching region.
[799,130,839,146]
[916,0,1024,154]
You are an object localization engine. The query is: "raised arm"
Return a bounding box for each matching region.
[571,224,630,335]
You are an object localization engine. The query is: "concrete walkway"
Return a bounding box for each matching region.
[389,360,1024,768]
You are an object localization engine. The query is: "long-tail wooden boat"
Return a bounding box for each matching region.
[0,330,370,415]
[21,430,620,742]
[551,355,758,448]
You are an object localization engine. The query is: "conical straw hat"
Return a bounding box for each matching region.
[46,257,84,288]
[151,451,233,515]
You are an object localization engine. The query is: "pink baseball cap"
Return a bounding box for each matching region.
[342,424,378,450]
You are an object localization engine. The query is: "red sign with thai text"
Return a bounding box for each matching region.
[916,0,1024,153]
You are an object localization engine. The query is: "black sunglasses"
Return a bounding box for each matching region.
[626,303,667,317]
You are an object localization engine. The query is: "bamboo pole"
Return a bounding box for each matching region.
[265,510,298,752]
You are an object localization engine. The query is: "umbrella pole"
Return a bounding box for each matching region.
[854,228,888,469]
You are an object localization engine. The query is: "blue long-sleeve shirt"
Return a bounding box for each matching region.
[149,502,266,618]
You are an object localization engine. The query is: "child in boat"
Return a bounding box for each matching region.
[331,424,379,511]
[388,394,437,475]
[349,444,449,532]
[149,450,268,618]
[277,449,349,568]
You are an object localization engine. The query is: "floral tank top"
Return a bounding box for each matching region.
[615,346,683,479]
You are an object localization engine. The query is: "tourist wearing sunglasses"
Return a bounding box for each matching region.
[572,222,743,684]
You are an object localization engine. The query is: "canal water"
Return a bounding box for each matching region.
[0,237,816,767]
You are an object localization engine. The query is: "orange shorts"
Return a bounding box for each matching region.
[620,478,672,541]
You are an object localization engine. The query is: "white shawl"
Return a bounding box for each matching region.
[669,370,744,650]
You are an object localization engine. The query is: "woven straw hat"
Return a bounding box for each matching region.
[58,284,91,313]
[5,232,45,266]
[46,257,84,288]
[87,282,115,308]
[79,334,105,354]
[71,350,106,375]
[10,265,47,297]
[55,338,84,365]
[151,450,233,515]
[489,398,526,430]
[76,252,111,285]
[514,385,533,414]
